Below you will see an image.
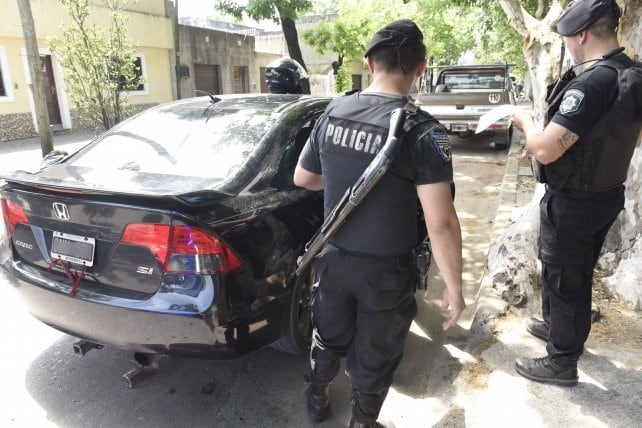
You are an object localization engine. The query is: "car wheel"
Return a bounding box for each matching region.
[490,127,512,150]
[271,267,315,355]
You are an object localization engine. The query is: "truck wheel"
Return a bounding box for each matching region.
[490,127,512,150]
[271,267,315,355]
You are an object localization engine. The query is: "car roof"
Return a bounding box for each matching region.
[150,93,326,113]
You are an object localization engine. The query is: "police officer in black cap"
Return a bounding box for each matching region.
[294,19,465,427]
[512,0,642,386]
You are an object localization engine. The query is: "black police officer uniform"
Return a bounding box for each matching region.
[538,46,641,367]
[298,91,452,422]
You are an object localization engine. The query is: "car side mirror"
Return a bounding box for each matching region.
[40,149,69,169]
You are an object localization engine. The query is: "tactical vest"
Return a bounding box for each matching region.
[318,92,437,256]
[544,56,642,191]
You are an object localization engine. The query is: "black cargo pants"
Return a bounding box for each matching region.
[309,244,417,423]
[538,186,624,366]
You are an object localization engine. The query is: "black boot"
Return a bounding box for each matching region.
[348,389,393,428]
[305,378,331,422]
[515,356,578,386]
[526,317,549,341]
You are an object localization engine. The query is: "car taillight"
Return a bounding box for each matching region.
[121,224,171,267]
[1,198,29,237]
[120,223,242,274]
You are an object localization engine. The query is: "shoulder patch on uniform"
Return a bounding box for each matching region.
[431,128,452,162]
[559,89,585,114]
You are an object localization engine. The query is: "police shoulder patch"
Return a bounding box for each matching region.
[431,128,452,162]
[559,89,585,114]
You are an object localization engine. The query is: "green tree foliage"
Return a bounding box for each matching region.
[50,0,140,132]
[462,2,526,79]
[216,0,312,70]
[301,0,375,75]
[412,0,475,66]
[334,61,352,92]
[303,0,477,77]
[448,0,557,79]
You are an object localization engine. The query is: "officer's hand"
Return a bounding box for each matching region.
[441,288,466,331]
[511,110,533,133]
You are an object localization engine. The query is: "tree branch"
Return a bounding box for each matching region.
[497,0,530,37]
[535,0,545,19]
[543,0,568,29]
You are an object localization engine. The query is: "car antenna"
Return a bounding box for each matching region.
[194,90,221,104]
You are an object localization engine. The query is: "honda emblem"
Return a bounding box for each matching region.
[52,202,70,221]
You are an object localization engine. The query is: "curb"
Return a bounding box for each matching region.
[467,137,524,342]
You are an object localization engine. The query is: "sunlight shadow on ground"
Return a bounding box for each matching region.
[457,310,642,427]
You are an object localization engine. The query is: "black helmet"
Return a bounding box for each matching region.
[265,58,309,94]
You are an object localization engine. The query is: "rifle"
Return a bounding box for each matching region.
[295,107,408,276]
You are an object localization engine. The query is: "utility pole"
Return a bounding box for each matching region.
[174,0,181,99]
[17,0,53,156]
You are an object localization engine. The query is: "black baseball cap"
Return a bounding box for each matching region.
[364,19,424,58]
[556,0,622,36]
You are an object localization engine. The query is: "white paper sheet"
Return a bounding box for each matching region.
[476,104,519,134]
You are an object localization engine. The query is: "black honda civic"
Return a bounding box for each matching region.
[0,94,330,359]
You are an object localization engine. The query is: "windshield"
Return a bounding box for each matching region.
[69,99,277,182]
[441,71,506,90]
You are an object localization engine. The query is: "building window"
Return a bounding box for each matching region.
[0,45,14,101]
[0,68,5,97]
[352,74,362,91]
[118,53,148,94]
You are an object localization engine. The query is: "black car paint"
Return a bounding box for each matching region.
[0,95,328,359]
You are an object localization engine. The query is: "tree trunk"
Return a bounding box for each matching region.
[600,0,642,309]
[17,0,53,156]
[280,16,311,94]
[497,0,567,124]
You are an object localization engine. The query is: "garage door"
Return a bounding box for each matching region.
[194,64,221,95]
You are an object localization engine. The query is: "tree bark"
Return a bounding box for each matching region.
[17,0,53,156]
[280,16,311,94]
[497,0,567,124]
[600,0,642,308]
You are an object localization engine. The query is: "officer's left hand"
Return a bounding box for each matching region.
[441,288,465,330]
[511,110,534,133]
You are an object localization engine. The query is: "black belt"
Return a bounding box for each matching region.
[545,184,624,200]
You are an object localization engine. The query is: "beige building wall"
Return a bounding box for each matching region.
[0,0,173,141]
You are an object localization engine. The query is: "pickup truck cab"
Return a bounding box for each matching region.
[415,64,515,149]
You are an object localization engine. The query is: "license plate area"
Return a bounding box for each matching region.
[451,123,468,132]
[51,231,95,267]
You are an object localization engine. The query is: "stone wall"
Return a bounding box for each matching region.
[0,113,38,142]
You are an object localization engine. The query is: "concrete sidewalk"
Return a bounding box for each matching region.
[457,138,642,427]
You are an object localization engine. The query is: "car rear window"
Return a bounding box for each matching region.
[442,71,506,90]
[69,100,277,182]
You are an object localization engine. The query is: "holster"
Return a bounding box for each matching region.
[415,239,432,291]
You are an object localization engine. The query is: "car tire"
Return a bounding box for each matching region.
[271,267,315,355]
[490,126,513,150]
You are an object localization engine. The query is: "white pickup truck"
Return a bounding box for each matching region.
[415,64,516,149]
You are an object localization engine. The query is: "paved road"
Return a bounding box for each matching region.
[0,132,508,427]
